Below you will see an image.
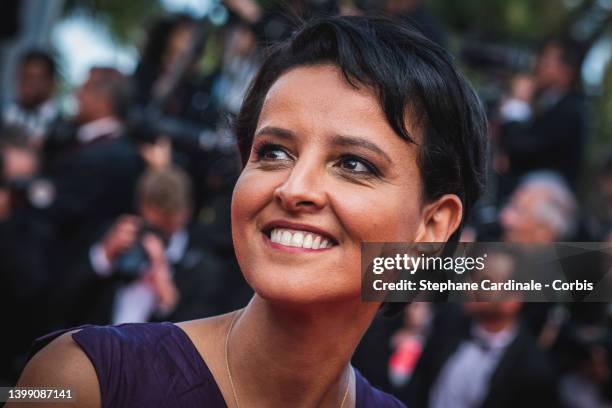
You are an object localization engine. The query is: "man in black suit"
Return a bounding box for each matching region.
[41,67,145,239]
[496,37,587,200]
[400,296,559,408]
[400,248,558,408]
[55,167,236,326]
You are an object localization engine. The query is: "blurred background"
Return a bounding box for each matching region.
[0,0,611,407]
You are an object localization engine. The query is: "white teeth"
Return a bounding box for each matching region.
[281,230,292,246]
[290,232,304,247]
[303,234,313,249]
[269,228,332,250]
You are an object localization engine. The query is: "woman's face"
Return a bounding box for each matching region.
[232,64,456,305]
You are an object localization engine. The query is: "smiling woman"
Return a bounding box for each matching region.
[11,15,487,408]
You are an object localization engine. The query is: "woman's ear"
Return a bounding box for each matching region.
[415,194,463,242]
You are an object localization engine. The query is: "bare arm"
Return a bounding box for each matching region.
[6,331,101,408]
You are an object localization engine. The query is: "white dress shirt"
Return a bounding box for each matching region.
[429,323,518,408]
[76,117,123,144]
[3,99,59,139]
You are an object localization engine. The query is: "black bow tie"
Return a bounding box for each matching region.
[469,331,493,352]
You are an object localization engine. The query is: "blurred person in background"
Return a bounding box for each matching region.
[462,171,579,342]
[496,36,588,200]
[499,171,579,345]
[500,171,578,244]
[53,166,234,327]
[213,20,260,116]
[400,250,558,408]
[0,125,53,385]
[2,50,60,145]
[41,66,145,238]
[499,170,609,387]
[132,13,219,127]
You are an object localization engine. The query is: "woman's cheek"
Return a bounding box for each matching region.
[231,170,264,255]
[331,187,421,243]
[231,173,249,227]
[231,170,269,277]
[232,169,271,221]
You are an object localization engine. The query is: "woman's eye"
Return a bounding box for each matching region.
[255,144,292,161]
[263,149,290,161]
[337,156,377,175]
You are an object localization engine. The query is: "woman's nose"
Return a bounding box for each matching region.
[273,158,326,213]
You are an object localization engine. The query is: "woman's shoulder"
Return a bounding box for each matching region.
[14,328,101,408]
[17,322,226,408]
[355,369,407,408]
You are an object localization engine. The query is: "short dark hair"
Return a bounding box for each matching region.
[88,67,130,118]
[540,36,586,86]
[235,15,488,241]
[139,13,196,71]
[19,49,57,79]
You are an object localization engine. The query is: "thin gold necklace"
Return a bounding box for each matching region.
[224,310,353,408]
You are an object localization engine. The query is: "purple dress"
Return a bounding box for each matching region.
[32,323,406,408]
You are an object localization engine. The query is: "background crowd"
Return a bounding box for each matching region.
[1,0,611,407]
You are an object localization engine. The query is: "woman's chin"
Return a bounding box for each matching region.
[246,272,360,308]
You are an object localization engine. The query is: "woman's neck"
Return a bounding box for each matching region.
[227,295,379,407]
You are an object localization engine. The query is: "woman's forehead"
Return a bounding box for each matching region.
[257,65,421,150]
[262,65,380,118]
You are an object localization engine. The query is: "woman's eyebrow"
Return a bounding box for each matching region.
[254,126,296,141]
[330,134,393,163]
[254,127,393,163]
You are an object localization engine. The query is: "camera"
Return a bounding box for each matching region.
[113,224,168,280]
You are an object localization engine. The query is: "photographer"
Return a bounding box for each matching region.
[55,166,231,326]
[496,37,588,199]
